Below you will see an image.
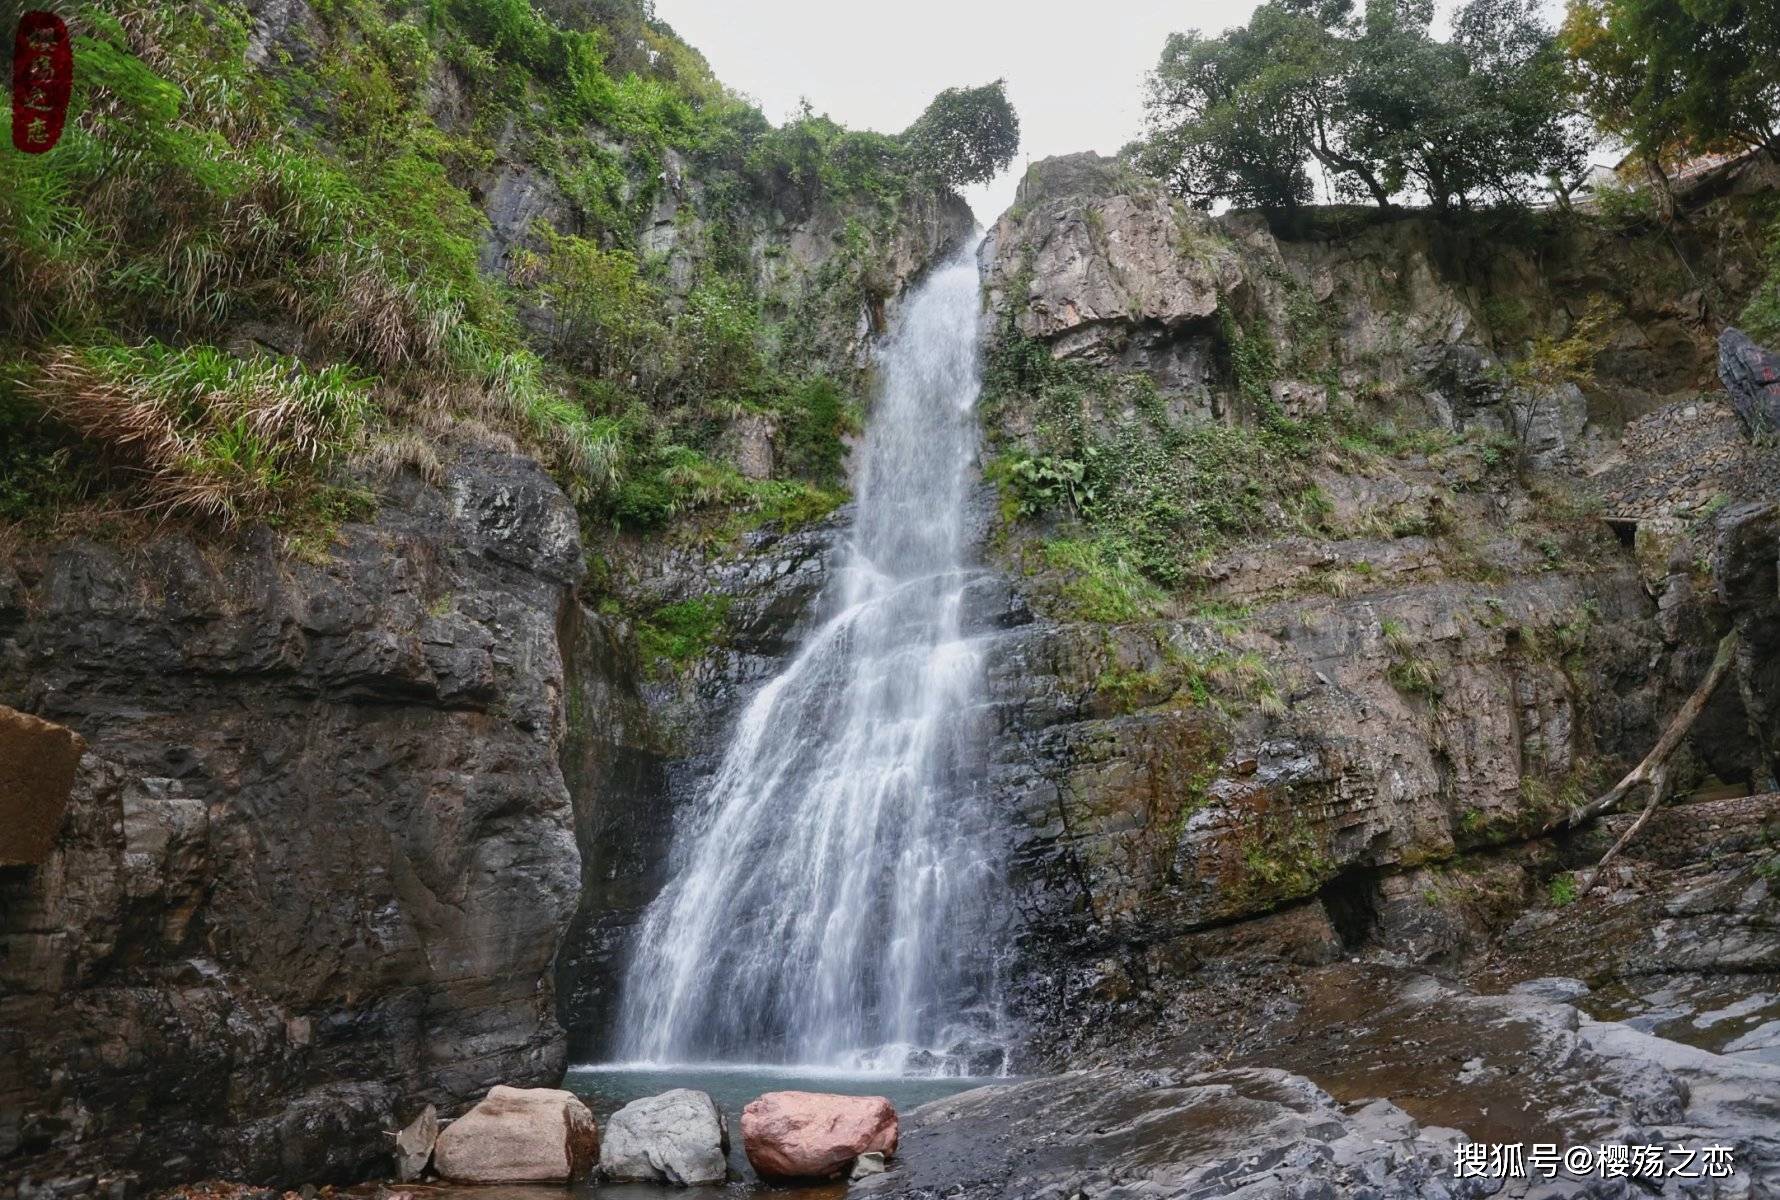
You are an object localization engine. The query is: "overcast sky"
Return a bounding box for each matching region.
[652,0,1265,227]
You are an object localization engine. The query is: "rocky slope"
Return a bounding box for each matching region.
[968,152,1780,1066]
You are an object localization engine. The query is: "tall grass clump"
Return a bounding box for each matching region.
[26,342,371,523]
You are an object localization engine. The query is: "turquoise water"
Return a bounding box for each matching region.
[560,1064,999,1195]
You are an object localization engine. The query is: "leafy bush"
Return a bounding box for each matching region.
[777,377,857,486]
[995,451,1095,518]
[1592,180,1657,230]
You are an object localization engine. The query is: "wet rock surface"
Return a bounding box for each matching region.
[862,964,1780,1199]
[856,1064,1483,1200]
[0,448,587,1188]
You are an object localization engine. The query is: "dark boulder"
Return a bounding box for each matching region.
[1718,327,1780,440]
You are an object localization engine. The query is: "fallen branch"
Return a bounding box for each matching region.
[1574,763,1670,897]
[1549,630,1740,833]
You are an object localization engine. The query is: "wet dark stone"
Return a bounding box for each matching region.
[1719,327,1780,440]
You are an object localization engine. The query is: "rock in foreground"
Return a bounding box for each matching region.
[393,1103,439,1182]
[600,1087,729,1185]
[854,1068,1483,1200]
[741,1091,897,1181]
[433,1086,599,1184]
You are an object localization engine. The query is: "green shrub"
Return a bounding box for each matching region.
[637,595,731,673]
[1040,537,1166,623]
[777,377,856,485]
[994,450,1095,518]
[1742,212,1780,347]
[1593,181,1656,231]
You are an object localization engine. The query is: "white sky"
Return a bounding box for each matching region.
[652,0,1266,226]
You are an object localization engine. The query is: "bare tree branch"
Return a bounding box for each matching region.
[1548,630,1740,832]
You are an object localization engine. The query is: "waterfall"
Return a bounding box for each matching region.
[614,245,1005,1074]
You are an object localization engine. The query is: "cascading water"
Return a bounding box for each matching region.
[614,245,1005,1074]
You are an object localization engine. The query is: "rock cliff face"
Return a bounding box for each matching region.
[984,153,1773,458]
[972,153,1780,1066]
[0,449,584,1185]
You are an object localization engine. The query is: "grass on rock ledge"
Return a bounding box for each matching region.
[0,0,946,551]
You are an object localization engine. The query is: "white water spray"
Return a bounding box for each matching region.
[614,246,1004,1072]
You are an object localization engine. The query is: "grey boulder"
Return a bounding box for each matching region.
[599,1088,730,1186]
[1719,327,1780,440]
[393,1103,438,1182]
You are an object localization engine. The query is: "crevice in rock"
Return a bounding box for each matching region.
[1319,870,1382,950]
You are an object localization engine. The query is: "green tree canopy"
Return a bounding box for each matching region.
[904,80,1022,187]
[1139,0,1589,212]
[1562,0,1780,164]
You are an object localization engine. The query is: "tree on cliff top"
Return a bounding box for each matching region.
[1134,7,1327,210]
[1561,0,1780,165]
[904,80,1022,188]
[1139,0,1589,212]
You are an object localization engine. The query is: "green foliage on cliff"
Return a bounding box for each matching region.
[1240,817,1334,903]
[983,323,1322,602]
[1039,538,1166,623]
[0,0,994,544]
[1743,213,1780,346]
[23,342,372,525]
[636,594,731,675]
[1095,636,1283,717]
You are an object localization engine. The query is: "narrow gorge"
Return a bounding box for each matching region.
[4,0,1780,1197]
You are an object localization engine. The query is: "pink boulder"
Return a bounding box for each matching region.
[741,1091,898,1180]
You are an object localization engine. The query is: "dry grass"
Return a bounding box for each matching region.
[25,343,370,524]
